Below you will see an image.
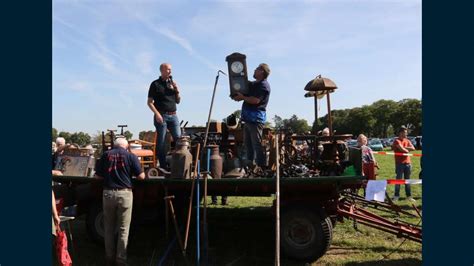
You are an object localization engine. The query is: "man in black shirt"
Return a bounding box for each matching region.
[147,63,182,169]
[95,138,145,266]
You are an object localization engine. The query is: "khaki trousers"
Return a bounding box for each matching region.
[103,189,133,264]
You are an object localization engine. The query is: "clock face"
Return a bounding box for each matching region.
[231,61,244,74]
[233,83,241,90]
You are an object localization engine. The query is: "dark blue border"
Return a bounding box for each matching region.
[1,1,473,265]
[0,1,52,264]
[423,1,474,264]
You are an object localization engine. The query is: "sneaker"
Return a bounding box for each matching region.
[407,197,416,203]
[392,196,399,202]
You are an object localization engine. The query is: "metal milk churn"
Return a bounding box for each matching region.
[170,136,192,179]
[207,145,223,179]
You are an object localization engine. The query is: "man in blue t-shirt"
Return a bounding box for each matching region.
[232,63,271,171]
[95,138,145,266]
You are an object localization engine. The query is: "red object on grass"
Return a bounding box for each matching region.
[363,162,376,180]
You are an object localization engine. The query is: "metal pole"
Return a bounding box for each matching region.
[164,187,169,239]
[275,134,280,266]
[201,70,226,157]
[202,147,210,265]
[196,162,200,265]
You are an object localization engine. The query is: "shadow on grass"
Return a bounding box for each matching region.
[344,258,421,266]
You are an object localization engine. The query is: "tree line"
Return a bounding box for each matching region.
[53,98,421,145]
[274,98,421,137]
[52,128,133,147]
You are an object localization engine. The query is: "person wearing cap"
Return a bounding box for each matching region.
[232,63,271,174]
[147,63,182,170]
[391,126,416,202]
[94,138,145,266]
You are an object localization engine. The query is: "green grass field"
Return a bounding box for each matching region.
[67,149,422,265]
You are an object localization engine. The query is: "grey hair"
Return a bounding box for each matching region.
[56,137,66,146]
[114,137,129,148]
[322,127,330,136]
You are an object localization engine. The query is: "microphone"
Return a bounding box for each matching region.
[167,75,175,90]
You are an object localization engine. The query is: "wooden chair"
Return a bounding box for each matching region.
[129,131,157,169]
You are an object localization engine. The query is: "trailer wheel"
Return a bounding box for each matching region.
[281,208,333,262]
[86,202,105,244]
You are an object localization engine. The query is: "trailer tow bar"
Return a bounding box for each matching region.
[337,196,422,243]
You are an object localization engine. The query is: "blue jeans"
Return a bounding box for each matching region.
[394,163,412,197]
[154,114,181,168]
[243,122,266,167]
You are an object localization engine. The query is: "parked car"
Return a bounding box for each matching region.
[381,138,390,147]
[346,139,358,147]
[408,136,417,147]
[368,139,384,151]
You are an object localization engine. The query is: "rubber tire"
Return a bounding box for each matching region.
[281,207,333,262]
[86,202,105,244]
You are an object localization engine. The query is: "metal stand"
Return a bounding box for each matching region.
[275,135,280,266]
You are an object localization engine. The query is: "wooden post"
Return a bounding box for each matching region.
[184,143,200,252]
[326,92,332,136]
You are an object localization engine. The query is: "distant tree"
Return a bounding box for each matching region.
[390,99,422,136]
[370,100,398,138]
[278,115,311,134]
[315,109,351,135]
[345,106,375,137]
[91,131,103,144]
[273,115,284,131]
[58,131,71,144]
[139,130,155,140]
[52,128,58,142]
[123,130,133,140]
[308,98,420,138]
[69,132,91,147]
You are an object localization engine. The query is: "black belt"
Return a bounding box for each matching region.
[162,111,176,115]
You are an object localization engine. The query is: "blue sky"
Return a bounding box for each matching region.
[53,0,421,139]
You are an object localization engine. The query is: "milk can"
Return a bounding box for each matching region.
[207,145,223,179]
[170,136,192,179]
